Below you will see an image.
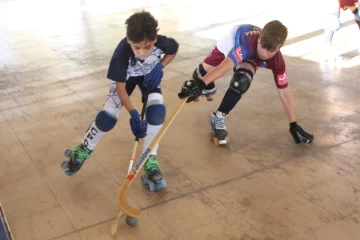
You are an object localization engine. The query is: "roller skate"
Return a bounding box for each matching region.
[141,155,166,191]
[61,143,93,176]
[209,111,229,145]
[193,83,216,102]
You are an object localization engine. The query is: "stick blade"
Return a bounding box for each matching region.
[117,178,141,218]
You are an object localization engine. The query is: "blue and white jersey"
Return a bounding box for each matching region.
[107,35,178,82]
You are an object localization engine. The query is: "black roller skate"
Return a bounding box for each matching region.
[209,111,229,145]
[61,143,93,176]
[141,155,166,191]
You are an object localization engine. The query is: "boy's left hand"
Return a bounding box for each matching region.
[144,63,164,88]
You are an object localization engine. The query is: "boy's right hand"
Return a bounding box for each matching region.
[178,79,206,103]
[129,109,147,138]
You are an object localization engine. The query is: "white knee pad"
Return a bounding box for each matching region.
[146,93,166,126]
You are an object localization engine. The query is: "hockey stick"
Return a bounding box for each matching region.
[110,84,151,235]
[116,97,188,218]
[127,84,151,173]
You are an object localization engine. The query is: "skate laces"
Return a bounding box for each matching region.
[144,156,159,174]
[213,112,226,130]
[73,144,92,165]
[214,117,226,129]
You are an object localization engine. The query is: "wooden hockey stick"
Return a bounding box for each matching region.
[110,85,150,235]
[117,97,187,218]
[126,84,150,173]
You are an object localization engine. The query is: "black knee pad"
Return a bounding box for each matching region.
[192,64,215,90]
[229,68,253,94]
[193,64,207,79]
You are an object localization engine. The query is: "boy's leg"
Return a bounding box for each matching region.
[323,7,341,61]
[193,47,225,96]
[64,80,137,175]
[139,86,166,183]
[352,4,360,28]
[211,62,254,144]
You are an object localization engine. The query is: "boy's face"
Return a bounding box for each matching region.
[127,38,156,59]
[256,37,281,60]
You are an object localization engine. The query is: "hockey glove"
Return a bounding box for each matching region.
[129,109,147,138]
[178,78,206,103]
[289,122,314,144]
[144,63,164,89]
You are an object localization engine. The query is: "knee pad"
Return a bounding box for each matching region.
[326,14,341,31]
[193,64,207,80]
[95,110,117,132]
[229,68,253,94]
[146,93,166,125]
[193,64,215,91]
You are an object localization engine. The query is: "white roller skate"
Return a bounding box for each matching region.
[209,111,229,145]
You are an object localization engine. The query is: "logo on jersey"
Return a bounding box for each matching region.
[232,47,243,63]
[258,61,267,68]
[277,71,288,86]
[245,30,261,36]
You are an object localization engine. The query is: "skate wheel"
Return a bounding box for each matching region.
[141,175,154,191]
[147,181,155,192]
[211,137,219,145]
[64,149,72,158]
[209,132,219,145]
[141,175,149,185]
[205,95,213,101]
[141,175,166,192]
[61,160,69,169]
[64,170,74,176]
[154,178,166,190]
[125,216,138,227]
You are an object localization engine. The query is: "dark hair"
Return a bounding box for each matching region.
[260,20,288,51]
[125,10,159,43]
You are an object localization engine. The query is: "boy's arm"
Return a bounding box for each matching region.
[160,53,177,67]
[202,57,235,85]
[277,86,296,123]
[178,57,235,102]
[116,82,134,112]
[276,81,314,144]
[157,35,179,67]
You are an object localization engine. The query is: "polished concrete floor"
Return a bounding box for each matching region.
[1,0,360,239]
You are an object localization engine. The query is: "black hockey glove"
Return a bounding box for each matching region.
[178,78,206,103]
[289,122,314,144]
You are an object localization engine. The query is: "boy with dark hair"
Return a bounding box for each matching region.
[62,11,179,184]
[179,20,314,145]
